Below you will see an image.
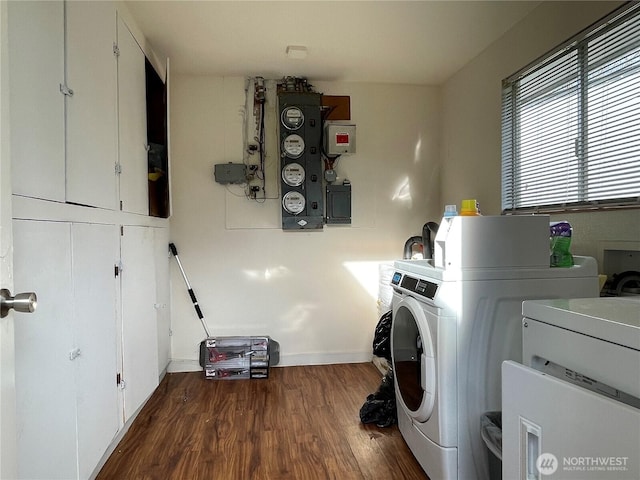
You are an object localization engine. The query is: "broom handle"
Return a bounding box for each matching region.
[169,243,212,337]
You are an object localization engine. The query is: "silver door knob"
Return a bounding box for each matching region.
[1,289,37,318]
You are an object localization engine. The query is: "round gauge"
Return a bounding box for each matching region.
[282,162,305,187]
[282,191,306,215]
[282,134,305,158]
[281,106,304,130]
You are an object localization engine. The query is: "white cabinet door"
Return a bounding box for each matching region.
[13,220,78,480]
[120,225,159,421]
[65,1,117,210]
[117,16,148,216]
[1,3,19,472]
[71,223,119,480]
[154,227,171,374]
[8,1,65,202]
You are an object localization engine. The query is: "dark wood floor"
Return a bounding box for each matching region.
[97,362,428,480]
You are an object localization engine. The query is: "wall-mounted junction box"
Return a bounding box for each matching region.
[324,124,356,156]
[214,163,247,184]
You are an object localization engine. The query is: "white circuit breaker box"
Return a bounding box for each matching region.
[324,124,356,155]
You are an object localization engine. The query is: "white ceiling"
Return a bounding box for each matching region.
[124,1,541,85]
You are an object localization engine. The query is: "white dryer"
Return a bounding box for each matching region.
[390,215,599,480]
[503,297,640,480]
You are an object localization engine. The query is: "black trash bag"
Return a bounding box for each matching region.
[372,311,392,361]
[359,370,397,427]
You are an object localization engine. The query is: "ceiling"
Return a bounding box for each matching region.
[124,1,541,85]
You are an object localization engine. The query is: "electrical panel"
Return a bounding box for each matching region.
[326,183,352,224]
[277,90,324,230]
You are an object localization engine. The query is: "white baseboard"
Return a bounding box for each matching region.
[276,351,373,367]
[167,358,201,372]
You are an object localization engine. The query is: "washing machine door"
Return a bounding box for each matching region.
[392,295,436,422]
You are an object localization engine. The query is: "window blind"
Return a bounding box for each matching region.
[501,2,640,213]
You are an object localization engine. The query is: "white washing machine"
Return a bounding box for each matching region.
[503,297,640,480]
[390,215,599,480]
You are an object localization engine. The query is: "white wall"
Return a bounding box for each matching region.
[168,76,441,368]
[441,1,639,267]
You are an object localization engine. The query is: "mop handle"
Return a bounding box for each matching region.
[169,243,212,337]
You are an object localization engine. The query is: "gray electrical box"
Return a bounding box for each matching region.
[277,91,324,230]
[214,163,247,184]
[326,183,352,224]
[324,124,356,155]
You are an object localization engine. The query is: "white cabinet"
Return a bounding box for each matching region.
[65,1,118,210]
[9,2,170,478]
[13,219,170,479]
[8,0,65,202]
[120,225,159,421]
[117,16,149,215]
[13,220,119,480]
[9,2,154,213]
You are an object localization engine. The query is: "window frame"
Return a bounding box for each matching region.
[501,2,640,214]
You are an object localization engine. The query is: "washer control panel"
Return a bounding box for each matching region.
[392,272,439,300]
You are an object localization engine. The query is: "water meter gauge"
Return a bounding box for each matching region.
[281,106,304,130]
[282,191,306,215]
[282,134,305,158]
[282,163,305,187]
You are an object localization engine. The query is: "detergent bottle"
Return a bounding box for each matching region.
[460,199,481,216]
[443,205,458,217]
[550,221,574,267]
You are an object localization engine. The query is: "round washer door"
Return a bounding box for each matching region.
[392,295,436,422]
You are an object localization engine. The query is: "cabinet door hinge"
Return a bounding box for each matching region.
[59,83,74,97]
[115,163,122,175]
[115,260,123,277]
[120,225,124,236]
[117,373,125,390]
[113,43,120,57]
